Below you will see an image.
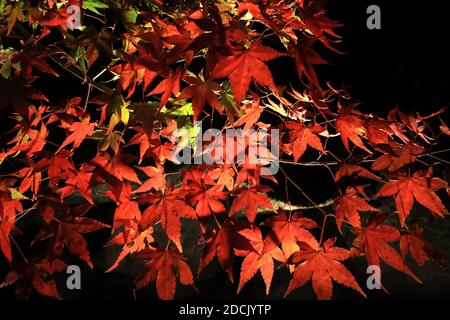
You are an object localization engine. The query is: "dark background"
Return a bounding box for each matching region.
[1,0,450,300]
[327,0,450,114]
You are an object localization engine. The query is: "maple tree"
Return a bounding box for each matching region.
[0,0,449,300]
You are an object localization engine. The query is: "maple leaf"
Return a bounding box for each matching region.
[4,259,66,299]
[59,165,94,204]
[0,200,18,262]
[352,215,421,283]
[139,186,196,252]
[377,170,448,226]
[57,117,96,152]
[365,118,394,145]
[234,161,277,187]
[110,53,158,98]
[0,182,23,262]
[17,163,42,195]
[211,40,284,104]
[134,247,195,300]
[36,150,75,182]
[285,238,366,300]
[0,121,47,160]
[236,227,284,294]
[198,220,237,282]
[186,171,227,217]
[334,187,379,232]
[12,49,59,81]
[133,165,166,193]
[371,141,424,172]
[106,227,154,272]
[106,183,141,232]
[5,3,25,35]
[90,152,141,184]
[336,108,372,154]
[229,186,274,222]
[400,225,432,266]
[208,164,236,191]
[0,77,48,119]
[55,221,102,268]
[292,33,328,91]
[264,211,318,261]
[0,222,13,262]
[178,75,222,121]
[127,126,161,162]
[147,68,182,107]
[284,121,324,161]
[36,202,109,268]
[297,0,342,44]
[335,164,380,182]
[232,93,262,131]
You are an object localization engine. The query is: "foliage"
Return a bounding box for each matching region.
[0,0,449,300]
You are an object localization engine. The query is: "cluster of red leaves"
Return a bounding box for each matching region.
[0,0,449,300]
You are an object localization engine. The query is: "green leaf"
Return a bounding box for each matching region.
[163,102,194,117]
[123,8,139,24]
[121,101,131,125]
[83,0,109,15]
[9,188,28,200]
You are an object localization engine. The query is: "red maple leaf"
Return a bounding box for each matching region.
[284,121,324,161]
[139,186,196,252]
[106,227,154,272]
[198,220,238,282]
[36,202,109,268]
[352,215,421,283]
[36,150,75,182]
[335,164,380,182]
[59,164,94,204]
[377,169,448,226]
[285,238,366,300]
[208,164,236,191]
[57,117,96,152]
[236,227,284,294]
[211,40,284,104]
[133,165,166,193]
[1,259,66,299]
[264,211,319,261]
[292,33,328,91]
[334,187,379,232]
[147,68,182,107]
[178,75,222,121]
[233,93,263,131]
[106,183,141,232]
[400,225,432,266]
[90,152,141,184]
[229,186,275,222]
[0,195,21,262]
[110,54,158,98]
[336,107,372,154]
[371,141,424,172]
[133,247,195,300]
[185,171,227,217]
